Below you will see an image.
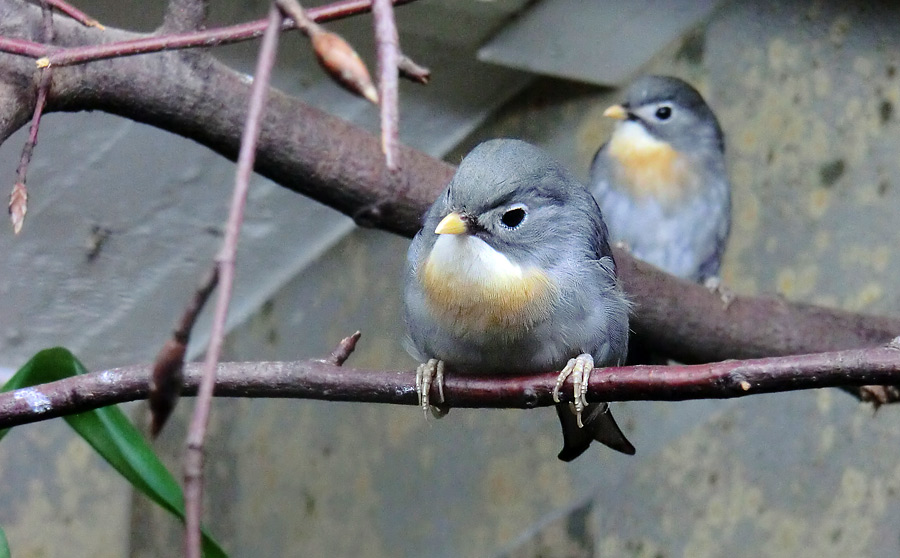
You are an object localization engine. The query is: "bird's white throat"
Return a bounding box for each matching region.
[421,233,556,333]
[428,234,524,284]
[612,120,665,150]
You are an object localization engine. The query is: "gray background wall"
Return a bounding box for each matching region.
[2,1,900,557]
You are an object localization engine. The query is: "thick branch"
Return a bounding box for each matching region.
[1,346,900,429]
[0,1,898,367]
[616,255,900,363]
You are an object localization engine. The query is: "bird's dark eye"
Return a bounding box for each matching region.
[500,206,527,229]
[655,105,672,120]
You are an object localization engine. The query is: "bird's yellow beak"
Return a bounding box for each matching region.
[435,212,468,235]
[603,104,628,120]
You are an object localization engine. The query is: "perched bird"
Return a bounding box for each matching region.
[403,138,635,462]
[589,75,731,282]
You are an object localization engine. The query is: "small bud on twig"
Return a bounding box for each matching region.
[275,0,379,104]
[9,182,27,235]
[310,28,379,104]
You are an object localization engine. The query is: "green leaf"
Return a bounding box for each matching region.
[1,348,227,558]
[0,523,10,558]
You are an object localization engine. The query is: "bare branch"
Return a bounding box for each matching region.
[0,36,47,58]
[9,2,53,234]
[182,4,282,556]
[373,0,400,170]
[614,254,900,364]
[5,0,418,68]
[2,346,900,431]
[148,266,219,437]
[40,0,103,29]
[398,54,429,84]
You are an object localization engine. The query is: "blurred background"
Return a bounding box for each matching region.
[1,1,900,556]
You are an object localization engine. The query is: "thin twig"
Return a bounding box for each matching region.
[39,0,104,29]
[9,4,53,234]
[38,0,55,41]
[14,71,51,185]
[3,346,900,430]
[182,3,282,557]
[148,266,219,437]
[324,331,361,366]
[0,37,47,58]
[373,0,400,170]
[0,0,418,67]
[398,54,429,84]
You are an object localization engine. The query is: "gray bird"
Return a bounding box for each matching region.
[590,75,731,282]
[404,138,635,461]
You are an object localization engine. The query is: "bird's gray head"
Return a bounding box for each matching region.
[610,75,725,154]
[429,139,610,268]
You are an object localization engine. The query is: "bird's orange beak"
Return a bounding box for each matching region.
[435,212,468,235]
[603,104,628,120]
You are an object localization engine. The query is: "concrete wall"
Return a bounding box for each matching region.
[4,1,900,557]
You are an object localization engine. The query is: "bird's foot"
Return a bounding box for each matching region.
[703,275,735,309]
[415,359,447,418]
[552,353,594,428]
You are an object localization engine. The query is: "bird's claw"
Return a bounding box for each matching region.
[553,354,594,428]
[415,359,446,417]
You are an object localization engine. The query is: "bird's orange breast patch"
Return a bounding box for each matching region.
[607,128,698,205]
[420,257,557,336]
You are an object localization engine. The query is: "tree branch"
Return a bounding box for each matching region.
[181,4,281,557]
[373,0,400,170]
[1,344,899,430]
[42,0,103,29]
[4,0,417,68]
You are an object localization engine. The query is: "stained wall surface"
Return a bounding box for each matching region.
[3,1,900,558]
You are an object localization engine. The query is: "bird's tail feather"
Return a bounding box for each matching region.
[555,402,636,462]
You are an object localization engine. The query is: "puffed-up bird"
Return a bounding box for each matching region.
[404,138,635,461]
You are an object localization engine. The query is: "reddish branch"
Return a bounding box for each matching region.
[1,0,416,68]
[8,1,54,234]
[373,0,400,170]
[181,5,282,558]
[1,344,900,430]
[42,0,103,29]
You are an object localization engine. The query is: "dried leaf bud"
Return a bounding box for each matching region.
[9,182,27,235]
[311,30,379,104]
